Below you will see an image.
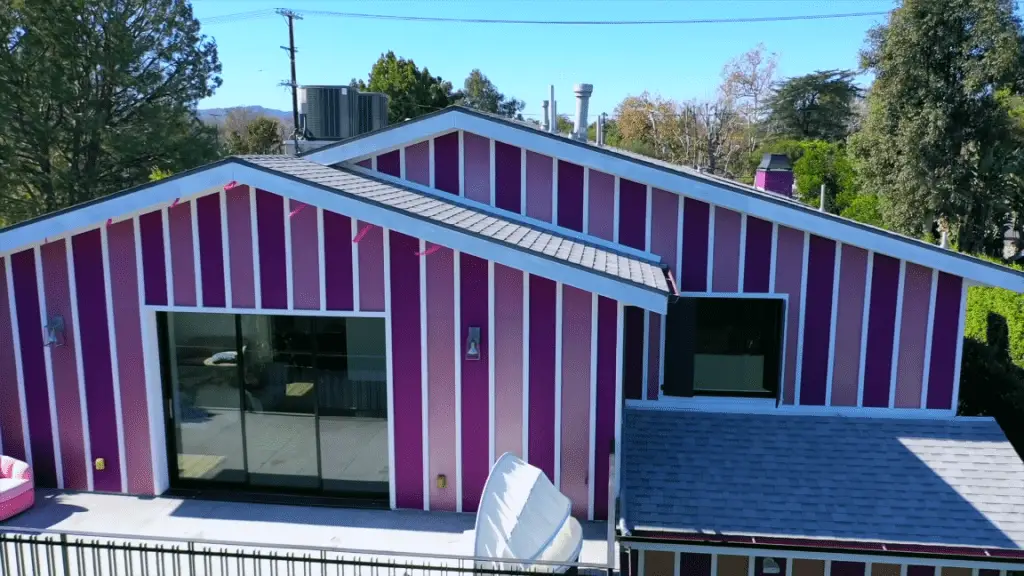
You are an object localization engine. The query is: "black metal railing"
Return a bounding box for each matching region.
[0,529,612,576]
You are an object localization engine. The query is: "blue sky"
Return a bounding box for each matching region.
[193,0,899,119]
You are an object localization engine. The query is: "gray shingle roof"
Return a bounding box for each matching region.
[234,155,669,294]
[621,408,1024,551]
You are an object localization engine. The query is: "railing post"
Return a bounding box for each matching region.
[59,534,71,576]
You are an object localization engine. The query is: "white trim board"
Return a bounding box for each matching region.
[300,108,1024,293]
[0,161,668,314]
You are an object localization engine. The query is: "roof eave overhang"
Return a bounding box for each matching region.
[620,530,1024,569]
[300,108,1024,293]
[0,160,667,314]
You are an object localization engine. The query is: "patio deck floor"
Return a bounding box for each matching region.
[1,490,616,569]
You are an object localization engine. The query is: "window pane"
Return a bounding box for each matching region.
[167,312,245,483]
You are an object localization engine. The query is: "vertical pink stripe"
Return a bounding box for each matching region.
[0,258,26,462]
[427,245,457,511]
[525,151,553,222]
[107,220,153,494]
[40,240,87,490]
[168,202,196,306]
[831,245,868,407]
[774,226,806,405]
[226,188,255,308]
[357,221,385,311]
[560,285,592,517]
[895,263,933,408]
[463,133,491,204]
[646,314,662,401]
[712,208,742,292]
[405,141,430,186]
[650,190,680,281]
[587,170,615,241]
[289,200,320,310]
[493,264,524,459]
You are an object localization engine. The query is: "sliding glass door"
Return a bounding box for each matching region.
[160,312,389,499]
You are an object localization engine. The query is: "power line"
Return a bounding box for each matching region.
[203,9,889,26]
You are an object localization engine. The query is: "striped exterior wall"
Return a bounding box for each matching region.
[353,130,968,412]
[0,174,621,520]
[629,548,1002,576]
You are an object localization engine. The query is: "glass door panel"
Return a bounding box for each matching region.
[167,312,246,483]
[316,317,389,495]
[240,315,320,489]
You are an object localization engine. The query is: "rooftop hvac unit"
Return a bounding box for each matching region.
[299,85,389,141]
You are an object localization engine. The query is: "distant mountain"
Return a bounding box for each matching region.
[198,106,292,125]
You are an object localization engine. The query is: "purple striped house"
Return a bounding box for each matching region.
[2,106,1024,574]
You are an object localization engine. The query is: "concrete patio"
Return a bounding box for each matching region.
[0,490,617,574]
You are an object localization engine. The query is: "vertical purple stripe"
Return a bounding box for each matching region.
[494,141,522,213]
[645,314,662,401]
[528,275,556,481]
[593,296,617,520]
[405,141,430,186]
[557,161,584,232]
[138,210,167,306]
[427,247,457,511]
[434,132,460,195]
[41,241,87,490]
[743,217,773,293]
[649,189,679,281]
[618,179,647,250]
[681,554,712,576]
[623,306,645,400]
[107,220,154,494]
[800,235,836,406]
[587,171,616,242]
[526,151,554,222]
[712,208,742,292]
[168,202,196,307]
[831,245,868,407]
[559,285,592,516]
[357,223,386,311]
[11,249,56,486]
[289,200,320,310]
[0,258,27,462]
[226,188,255,308]
[72,230,121,492]
[196,193,226,308]
[323,211,354,311]
[460,254,489,512]
[355,159,371,169]
[256,189,287,309]
[927,272,963,410]
[863,253,901,407]
[389,231,424,509]
[830,562,866,576]
[681,199,710,292]
[493,264,524,460]
[907,567,935,576]
[895,263,933,408]
[463,132,491,204]
[774,226,805,405]
[376,149,400,177]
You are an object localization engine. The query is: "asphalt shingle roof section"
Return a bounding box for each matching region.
[621,408,1024,551]
[233,155,670,294]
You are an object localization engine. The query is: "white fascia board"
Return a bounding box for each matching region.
[301,113,458,165]
[0,163,237,255]
[297,108,1024,292]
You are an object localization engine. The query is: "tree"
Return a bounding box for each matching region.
[850,0,1024,254]
[721,43,779,151]
[458,69,525,120]
[223,110,283,155]
[354,51,457,124]
[0,0,222,224]
[791,141,857,212]
[766,70,862,142]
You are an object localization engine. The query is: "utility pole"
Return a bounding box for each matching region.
[277,8,302,143]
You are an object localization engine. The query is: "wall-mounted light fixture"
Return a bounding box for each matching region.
[763,558,782,575]
[465,326,481,361]
[44,315,65,348]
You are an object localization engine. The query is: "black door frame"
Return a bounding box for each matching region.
[157,311,389,502]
